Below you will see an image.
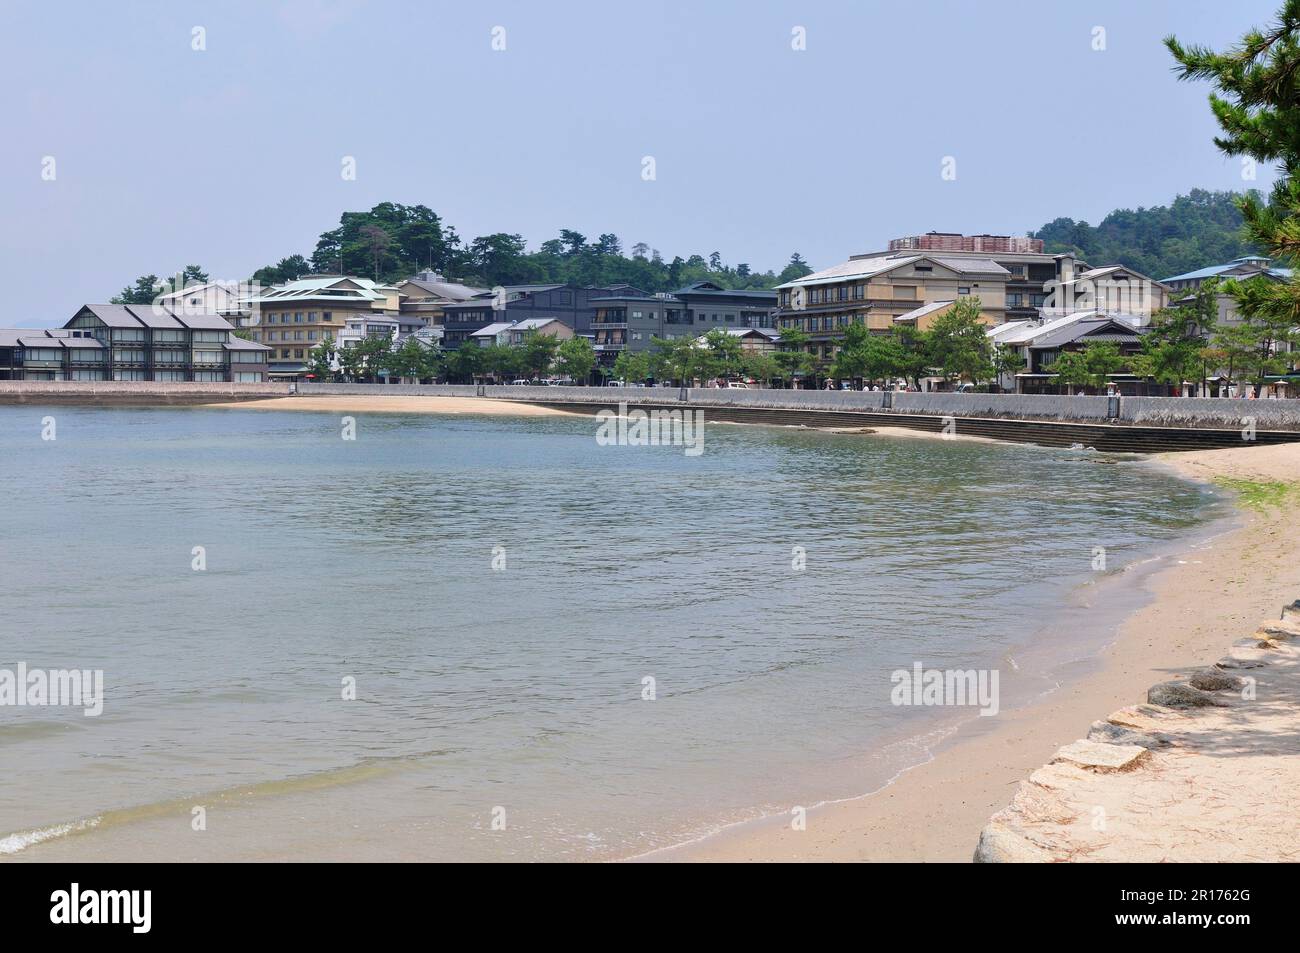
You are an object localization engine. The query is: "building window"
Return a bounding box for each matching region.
[958,286,971,295]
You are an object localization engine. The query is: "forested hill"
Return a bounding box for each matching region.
[1030,189,1261,280]
[114,190,1265,304]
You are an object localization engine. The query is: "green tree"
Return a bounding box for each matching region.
[696,329,745,382]
[111,275,161,304]
[518,331,560,379]
[445,344,487,383]
[555,336,596,384]
[388,337,433,382]
[1167,3,1300,391]
[481,343,526,382]
[1047,342,1128,394]
[773,326,815,383]
[991,344,1027,391]
[1131,279,1221,391]
[891,326,934,390]
[926,298,993,384]
[307,335,337,381]
[252,255,312,287]
[612,349,651,384]
[741,349,780,387]
[651,335,700,385]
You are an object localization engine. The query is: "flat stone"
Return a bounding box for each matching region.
[1216,655,1266,670]
[1148,681,1225,708]
[1088,720,1171,748]
[1051,739,1150,771]
[972,822,1054,863]
[1256,622,1300,641]
[1189,669,1244,692]
[1282,599,1300,623]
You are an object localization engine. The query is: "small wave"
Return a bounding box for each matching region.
[0,817,101,855]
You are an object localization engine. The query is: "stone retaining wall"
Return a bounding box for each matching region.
[5,381,1299,430]
[0,380,288,401]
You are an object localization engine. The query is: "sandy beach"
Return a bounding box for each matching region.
[647,440,1300,862]
[209,395,578,417]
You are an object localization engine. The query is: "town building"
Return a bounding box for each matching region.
[154,279,260,329]
[708,327,780,350]
[249,276,391,378]
[774,253,1012,364]
[439,284,654,348]
[585,283,777,366]
[671,281,777,330]
[394,271,488,327]
[1161,255,1292,294]
[0,304,269,381]
[990,313,1150,395]
[469,318,573,347]
[889,232,1044,254]
[1162,256,1297,390]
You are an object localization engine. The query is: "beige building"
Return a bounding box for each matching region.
[774,253,1010,363]
[394,272,488,327]
[249,276,391,377]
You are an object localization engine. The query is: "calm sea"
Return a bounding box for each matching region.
[0,404,1219,860]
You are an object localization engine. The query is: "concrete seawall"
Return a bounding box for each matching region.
[296,383,1300,432]
[0,381,288,404]
[3,382,1300,443]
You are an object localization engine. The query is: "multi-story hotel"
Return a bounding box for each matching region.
[249,276,393,378]
[587,281,777,366]
[0,304,269,381]
[774,253,1012,363]
[774,233,1172,368]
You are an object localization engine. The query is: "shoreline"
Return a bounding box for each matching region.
[204,395,579,417]
[645,441,1300,862]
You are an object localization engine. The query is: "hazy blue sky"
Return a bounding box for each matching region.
[0,0,1283,326]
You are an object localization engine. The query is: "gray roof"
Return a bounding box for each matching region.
[124,304,185,329]
[78,304,145,328]
[224,337,271,351]
[894,300,954,324]
[929,257,1011,276]
[400,278,487,301]
[1030,318,1144,349]
[175,313,236,330]
[471,322,515,337]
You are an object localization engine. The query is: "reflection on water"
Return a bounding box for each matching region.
[0,405,1216,860]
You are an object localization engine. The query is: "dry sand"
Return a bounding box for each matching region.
[207,395,578,417]
[648,441,1300,862]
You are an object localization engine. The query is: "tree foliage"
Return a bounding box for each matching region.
[1031,189,1261,281]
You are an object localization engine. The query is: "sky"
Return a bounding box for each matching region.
[0,0,1284,327]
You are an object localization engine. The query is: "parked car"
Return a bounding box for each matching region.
[509,379,530,386]
[726,381,749,389]
[606,380,624,387]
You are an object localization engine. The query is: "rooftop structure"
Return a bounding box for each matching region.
[888,232,1044,254]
